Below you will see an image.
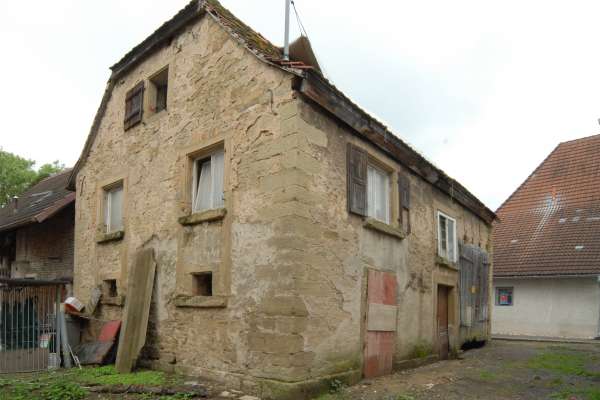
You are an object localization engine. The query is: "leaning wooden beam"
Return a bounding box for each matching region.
[115,248,157,373]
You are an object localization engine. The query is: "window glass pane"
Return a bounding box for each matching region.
[498,288,513,306]
[367,165,389,223]
[193,159,212,212]
[439,215,447,255]
[108,187,123,232]
[211,150,224,208]
[448,218,455,261]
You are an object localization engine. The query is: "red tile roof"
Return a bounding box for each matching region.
[493,134,600,277]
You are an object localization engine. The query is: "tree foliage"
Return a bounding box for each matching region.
[0,149,65,207]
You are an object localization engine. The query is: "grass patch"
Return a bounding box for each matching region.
[478,370,499,381]
[69,365,166,386]
[551,387,600,400]
[410,341,433,359]
[527,349,599,378]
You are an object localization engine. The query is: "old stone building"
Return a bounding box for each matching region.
[68,1,495,397]
[0,170,75,283]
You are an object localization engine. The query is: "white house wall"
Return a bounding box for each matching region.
[492,277,600,339]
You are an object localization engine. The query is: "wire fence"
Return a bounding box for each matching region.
[0,284,61,373]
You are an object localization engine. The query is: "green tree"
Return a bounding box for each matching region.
[0,149,65,207]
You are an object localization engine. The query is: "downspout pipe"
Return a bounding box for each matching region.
[284,0,291,60]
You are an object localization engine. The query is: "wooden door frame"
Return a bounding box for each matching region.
[433,265,459,357]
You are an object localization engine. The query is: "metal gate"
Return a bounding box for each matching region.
[0,282,62,373]
[458,243,490,339]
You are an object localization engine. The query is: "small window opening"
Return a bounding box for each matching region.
[103,279,118,298]
[150,68,168,113]
[192,149,225,213]
[191,272,213,297]
[496,287,513,306]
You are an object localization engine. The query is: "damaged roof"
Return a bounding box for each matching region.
[0,170,75,233]
[68,0,495,224]
[494,134,600,277]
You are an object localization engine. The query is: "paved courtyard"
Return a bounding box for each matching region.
[316,340,600,400]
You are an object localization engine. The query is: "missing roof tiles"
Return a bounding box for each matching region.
[575,245,584,251]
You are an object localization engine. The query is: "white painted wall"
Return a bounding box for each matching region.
[492,276,600,339]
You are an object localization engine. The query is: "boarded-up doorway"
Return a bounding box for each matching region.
[437,285,449,360]
[364,269,397,379]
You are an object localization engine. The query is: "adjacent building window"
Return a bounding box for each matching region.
[367,165,390,223]
[192,149,225,213]
[149,67,168,113]
[437,211,457,262]
[347,144,391,224]
[104,185,124,233]
[496,287,513,306]
[124,82,144,130]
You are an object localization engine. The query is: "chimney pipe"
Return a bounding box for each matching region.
[12,196,19,213]
[284,0,291,60]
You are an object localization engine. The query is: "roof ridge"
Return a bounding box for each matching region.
[558,132,600,146]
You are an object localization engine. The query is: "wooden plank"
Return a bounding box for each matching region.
[367,303,397,332]
[115,248,156,373]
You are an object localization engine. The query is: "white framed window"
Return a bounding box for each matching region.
[367,164,390,224]
[437,211,457,262]
[104,185,123,233]
[192,149,225,213]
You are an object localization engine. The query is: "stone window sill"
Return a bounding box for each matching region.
[173,294,228,308]
[97,230,125,244]
[101,295,125,306]
[178,208,226,226]
[363,218,406,240]
[436,256,459,271]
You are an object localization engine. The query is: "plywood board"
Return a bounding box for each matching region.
[115,248,156,373]
[367,303,397,332]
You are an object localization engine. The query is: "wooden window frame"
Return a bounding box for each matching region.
[437,211,458,263]
[103,182,124,234]
[366,162,391,224]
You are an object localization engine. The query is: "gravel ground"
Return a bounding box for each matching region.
[317,340,600,400]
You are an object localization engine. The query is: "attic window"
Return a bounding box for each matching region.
[124,82,144,130]
[149,67,168,114]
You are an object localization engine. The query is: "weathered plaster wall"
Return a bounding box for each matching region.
[73,13,306,390]
[493,277,600,339]
[12,206,74,281]
[73,10,492,398]
[286,98,493,369]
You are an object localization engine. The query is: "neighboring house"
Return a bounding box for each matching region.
[0,170,75,285]
[68,0,495,396]
[493,134,600,339]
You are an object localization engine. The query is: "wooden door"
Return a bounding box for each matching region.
[364,270,397,378]
[437,285,449,360]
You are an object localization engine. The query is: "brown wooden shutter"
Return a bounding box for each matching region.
[399,174,411,210]
[124,81,144,130]
[399,174,411,234]
[347,143,368,216]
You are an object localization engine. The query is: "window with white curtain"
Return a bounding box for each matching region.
[437,211,457,262]
[367,164,390,224]
[192,149,224,213]
[104,185,123,233]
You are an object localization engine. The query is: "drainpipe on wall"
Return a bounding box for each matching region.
[596,275,600,340]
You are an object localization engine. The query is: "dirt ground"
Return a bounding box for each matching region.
[318,340,600,400]
[1,340,599,399]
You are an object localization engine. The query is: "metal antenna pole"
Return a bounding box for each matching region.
[284,0,291,60]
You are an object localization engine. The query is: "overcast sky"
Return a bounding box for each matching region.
[2,0,600,210]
